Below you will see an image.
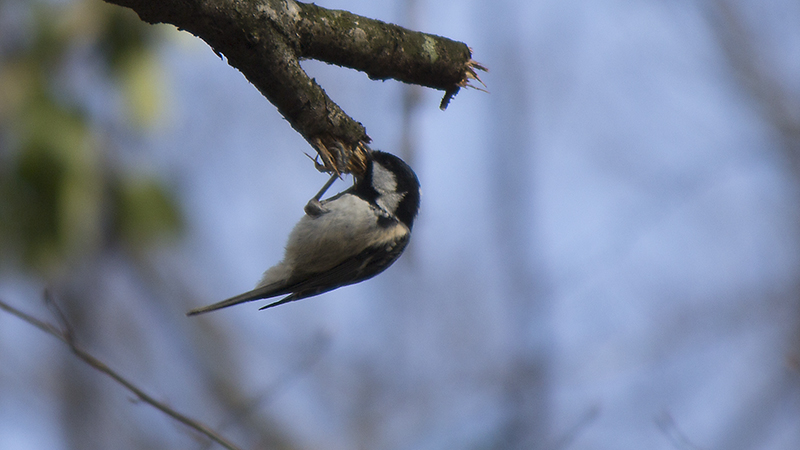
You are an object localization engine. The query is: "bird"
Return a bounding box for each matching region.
[187,150,420,315]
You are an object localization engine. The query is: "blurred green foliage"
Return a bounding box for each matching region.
[0,0,182,275]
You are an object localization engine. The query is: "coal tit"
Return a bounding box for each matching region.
[187,150,420,315]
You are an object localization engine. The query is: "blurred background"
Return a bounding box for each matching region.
[1,0,799,449]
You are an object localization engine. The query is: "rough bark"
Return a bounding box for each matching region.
[104,0,483,175]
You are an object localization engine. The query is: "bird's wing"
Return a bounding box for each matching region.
[258,233,410,310]
[187,233,410,316]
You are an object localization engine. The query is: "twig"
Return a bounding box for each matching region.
[219,330,330,431]
[549,405,600,450]
[0,296,243,450]
[656,410,706,450]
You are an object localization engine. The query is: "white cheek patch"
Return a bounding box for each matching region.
[372,163,404,213]
[371,163,397,194]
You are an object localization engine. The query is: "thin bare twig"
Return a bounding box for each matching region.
[656,410,706,450]
[218,330,330,432]
[549,405,600,450]
[0,296,242,450]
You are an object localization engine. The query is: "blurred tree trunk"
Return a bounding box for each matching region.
[482,9,552,449]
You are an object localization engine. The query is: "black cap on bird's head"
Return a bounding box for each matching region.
[353,151,421,229]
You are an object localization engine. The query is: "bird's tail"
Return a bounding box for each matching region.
[186,284,289,316]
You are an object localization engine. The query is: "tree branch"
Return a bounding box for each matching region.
[0,296,243,450]
[293,3,483,96]
[103,0,485,175]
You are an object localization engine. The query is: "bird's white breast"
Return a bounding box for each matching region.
[276,193,408,277]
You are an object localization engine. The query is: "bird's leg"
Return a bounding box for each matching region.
[304,173,338,217]
[314,172,338,201]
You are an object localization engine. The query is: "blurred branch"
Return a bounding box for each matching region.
[130,254,311,448]
[700,9,800,444]
[701,0,800,170]
[549,405,600,450]
[0,295,243,450]
[655,411,706,450]
[102,0,485,175]
[216,330,330,433]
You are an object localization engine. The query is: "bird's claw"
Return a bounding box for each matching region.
[304,198,327,217]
